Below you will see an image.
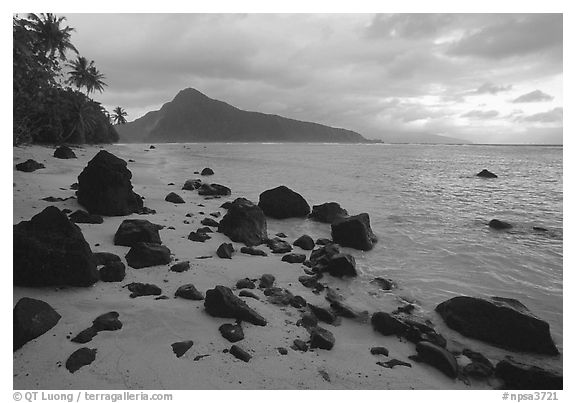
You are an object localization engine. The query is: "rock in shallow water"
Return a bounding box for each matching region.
[495,357,562,390]
[13,206,98,287]
[258,185,310,219]
[435,296,559,355]
[218,198,268,246]
[309,202,348,223]
[13,298,61,351]
[489,219,513,230]
[477,169,498,178]
[415,341,459,378]
[331,213,377,251]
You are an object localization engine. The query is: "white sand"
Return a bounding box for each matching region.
[13,144,489,390]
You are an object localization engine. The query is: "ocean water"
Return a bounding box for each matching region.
[120,142,563,368]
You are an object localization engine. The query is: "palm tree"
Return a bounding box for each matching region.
[26,13,77,60]
[112,106,128,125]
[66,56,107,94]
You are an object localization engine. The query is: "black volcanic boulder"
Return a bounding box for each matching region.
[125,242,171,269]
[201,168,214,176]
[53,145,77,159]
[477,169,498,178]
[170,261,190,273]
[282,253,306,264]
[219,323,244,342]
[93,252,121,266]
[266,238,292,254]
[435,296,559,355]
[218,198,268,246]
[165,192,185,204]
[258,185,310,219]
[198,183,231,196]
[324,253,357,277]
[99,261,126,282]
[68,210,104,224]
[489,219,513,230]
[13,206,98,287]
[309,326,335,350]
[182,179,202,190]
[216,243,234,259]
[331,213,377,251]
[175,284,204,300]
[77,150,143,216]
[309,202,348,223]
[13,298,61,351]
[415,341,459,379]
[495,357,562,390]
[371,312,409,336]
[293,235,315,251]
[204,285,267,326]
[125,282,162,298]
[66,347,97,373]
[16,159,45,172]
[114,219,163,247]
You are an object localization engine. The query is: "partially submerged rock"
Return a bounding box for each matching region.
[198,183,231,196]
[204,286,267,326]
[13,206,98,287]
[331,213,377,251]
[13,298,61,351]
[324,253,357,277]
[495,357,562,390]
[435,296,559,355]
[309,202,348,223]
[125,242,171,269]
[182,179,202,190]
[477,169,498,178]
[489,219,513,230]
[76,150,143,216]
[218,198,268,246]
[258,185,310,219]
[114,219,163,246]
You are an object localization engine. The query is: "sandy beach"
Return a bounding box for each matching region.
[11,143,497,390]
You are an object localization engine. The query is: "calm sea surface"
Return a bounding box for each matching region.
[119,142,563,367]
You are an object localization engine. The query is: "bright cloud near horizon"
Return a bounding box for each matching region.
[64,13,563,144]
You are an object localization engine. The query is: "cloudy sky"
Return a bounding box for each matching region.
[64,13,563,144]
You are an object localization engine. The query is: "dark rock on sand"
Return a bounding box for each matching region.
[309,202,348,224]
[77,150,143,216]
[275,232,287,238]
[329,299,368,322]
[462,349,494,378]
[114,219,163,247]
[308,304,337,324]
[13,206,98,287]
[278,347,288,355]
[316,238,333,246]
[125,282,162,298]
[331,213,377,251]
[293,235,315,250]
[282,253,306,264]
[165,192,185,204]
[92,311,123,331]
[477,169,498,178]
[171,341,194,358]
[201,168,214,176]
[66,347,97,373]
[175,284,204,300]
[267,288,295,306]
[188,230,211,242]
[370,347,389,356]
[415,341,459,378]
[93,252,121,266]
[310,326,335,350]
[170,261,190,272]
[16,159,45,172]
[198,183,231,196]
[292,339,309,352]
[435,296,559,355]
[489,219,513,230]
[324,253,357,277]
[371,277,397,290]
[404,318,447,348]
[99,261,126,282]
[54,145,77,159]
[216,243,234,259]
[201,217,219,227]
[71,327,98,344]
[309,243,340,267]
[371,312,409,336]
[266,238,293,254]
[204,286,267,326]
[298,312,319,329]
[240,246,267,256]
[230,345,252,362]
[69,210,104,224]
[125,242,171,269]
[299,275,320,289]
[290,295,307,309]
[218,198,268,246]
[377,359,412,369]
[182,179,202,190]
[13,298,61,351]
[258,185,311,219]
[219,323,244,342]
[495,357,562,390]
[259,274,275,289]
[238,290,260,300]
[236,278,256,290]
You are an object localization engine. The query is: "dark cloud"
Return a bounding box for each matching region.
[519,107,563,123]
[473,83,512,95]
[512,90,554,103]
[365,14,455,39]
[461,110,500,119]
[449,14,562,60]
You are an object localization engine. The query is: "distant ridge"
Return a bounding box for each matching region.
[116,88,370,143]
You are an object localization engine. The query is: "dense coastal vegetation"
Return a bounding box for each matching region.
[13,13,124,145]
